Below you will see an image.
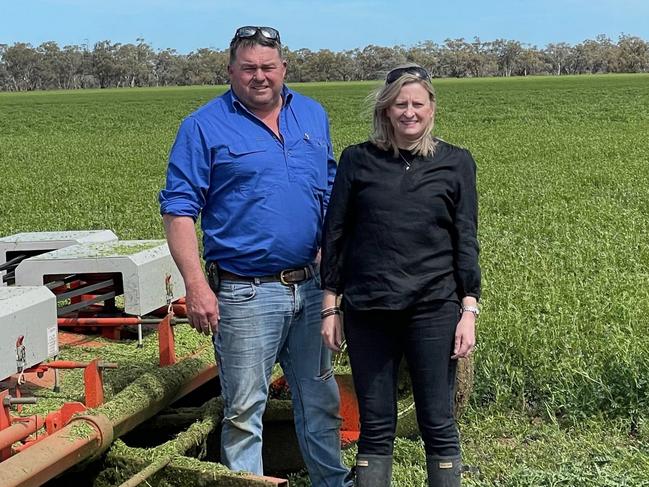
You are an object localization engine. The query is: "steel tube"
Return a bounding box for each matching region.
[0,360,216,486]
[44,275,77,290]
[111,363,218,438]
[2,398,37,406]
[54,278,114,301]
[0,254,26,273]
[0,417,44,451]
[57,317,188,326]
[0,414,113,487]
[117,455,171,487]
[45,360,118,370]
[57,291,116,315]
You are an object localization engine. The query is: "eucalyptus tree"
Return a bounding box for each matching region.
[617,34,649,72]
[544,42,573,75]
[2,42,41,90]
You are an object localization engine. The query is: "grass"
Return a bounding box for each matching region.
[16,325,213,417]
[2,74,649,484]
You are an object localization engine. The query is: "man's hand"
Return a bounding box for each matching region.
[162,215,219,336]
[185,279,219,335]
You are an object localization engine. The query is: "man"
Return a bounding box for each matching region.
[159,26,349,486]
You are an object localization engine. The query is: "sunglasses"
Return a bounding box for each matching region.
[385,66,430,84]
[233,26,281,43]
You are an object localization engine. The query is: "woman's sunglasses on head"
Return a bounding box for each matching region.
[386,66,430,84]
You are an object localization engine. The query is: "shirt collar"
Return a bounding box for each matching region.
[229,85,294,113]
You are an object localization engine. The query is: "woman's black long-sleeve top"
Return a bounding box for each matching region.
[321,140,480,310]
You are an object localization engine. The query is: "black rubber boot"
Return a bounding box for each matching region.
[426,455,462,487]
[354,454,393,487]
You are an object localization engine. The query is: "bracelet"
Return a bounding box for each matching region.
[320,306,341,319]
[461,305,480,317]
[321,306,339,314]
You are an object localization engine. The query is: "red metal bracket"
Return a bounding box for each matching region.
[158,313,176,366]
[84,359,104,408]
[28,360,115,409]
[45,402,86,435]
[336,375,360,447]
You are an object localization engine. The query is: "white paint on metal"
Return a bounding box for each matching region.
[0,230,118,287]
[0,286,58,381]
[15,240,186,316]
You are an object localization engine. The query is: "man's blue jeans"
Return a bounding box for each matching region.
[213,275,349,487]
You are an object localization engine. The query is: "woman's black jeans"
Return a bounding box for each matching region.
[344,300,460,457]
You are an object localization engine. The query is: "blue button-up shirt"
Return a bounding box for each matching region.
[159,86,337,276]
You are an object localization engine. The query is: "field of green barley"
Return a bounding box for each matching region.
[2,74,649,485]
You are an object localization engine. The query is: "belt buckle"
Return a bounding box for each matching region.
[279,269,291,286]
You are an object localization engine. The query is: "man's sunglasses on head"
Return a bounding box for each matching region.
[234,26,281,43]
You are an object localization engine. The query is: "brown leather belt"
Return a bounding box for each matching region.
[218,265,314,286]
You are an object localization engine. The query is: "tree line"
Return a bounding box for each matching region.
[1,34,648,91]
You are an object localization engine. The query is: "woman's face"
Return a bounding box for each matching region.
[386,82,434,147]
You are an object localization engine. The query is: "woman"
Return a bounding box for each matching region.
[320,63,480,487]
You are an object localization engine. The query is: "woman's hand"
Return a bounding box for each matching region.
[451,312,476,359]
[321,314,343,352]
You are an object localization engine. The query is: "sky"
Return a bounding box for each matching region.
[3,0,649,53]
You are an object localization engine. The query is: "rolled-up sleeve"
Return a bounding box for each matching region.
[159,117,211,219]
[321,147,354,293]
[453,150,481,300]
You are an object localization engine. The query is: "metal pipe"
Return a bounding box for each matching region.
[57,317,188,326]
[0,414,113,487]
[2,398,37,407]
[45,361,118,370]
[117,455,171,487]
[0,254,26,273]
[110,363,217,438]
[53,354,60,393]
[44,275,77,290]
[57,291,117,315]
[54,278,114,301]
[0,360,217,486]
[0,417,44,451]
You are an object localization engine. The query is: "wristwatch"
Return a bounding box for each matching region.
[461,305,480,317]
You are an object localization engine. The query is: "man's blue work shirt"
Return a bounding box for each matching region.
[159,86,337,276]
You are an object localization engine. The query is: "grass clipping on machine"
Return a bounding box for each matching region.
[18,324,213,419]
[94,398,275,487]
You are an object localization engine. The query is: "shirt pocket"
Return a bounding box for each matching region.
[288,137,329,191]
[215,140,277,196]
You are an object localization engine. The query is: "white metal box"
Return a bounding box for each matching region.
[15,240,186,316]
[0,286,58,381]
[0,230,118,287]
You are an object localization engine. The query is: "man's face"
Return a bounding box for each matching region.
[228,44,287,113]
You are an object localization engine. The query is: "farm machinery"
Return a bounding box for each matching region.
[0,230,309,486]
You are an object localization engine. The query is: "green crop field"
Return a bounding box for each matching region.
[2,74,649,486]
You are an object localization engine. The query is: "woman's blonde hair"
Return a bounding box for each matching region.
[369,65,437,157]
